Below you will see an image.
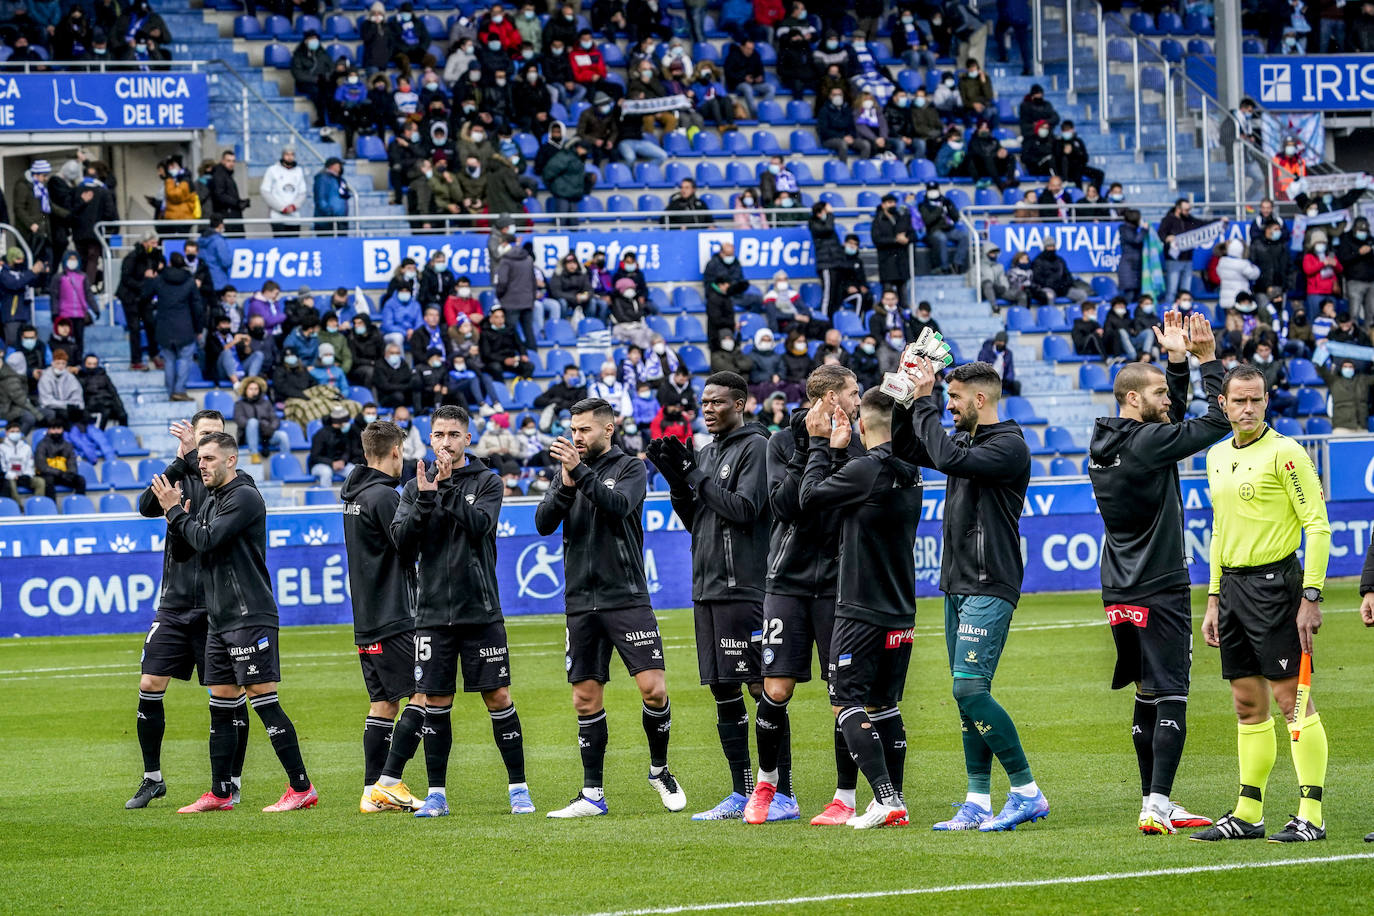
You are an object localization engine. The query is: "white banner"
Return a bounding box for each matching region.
[1295,172,1371,194]
[620,94,692,115]
[1169,219,1228,257]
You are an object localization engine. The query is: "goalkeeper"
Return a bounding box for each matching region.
[887,352,1048,833]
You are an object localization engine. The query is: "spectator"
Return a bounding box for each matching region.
[977,331,1020,395]
[76,354,126,429]
[1053,120,1103,189]
[810,327,848,369]
[1157,197,1208,305]
[1017,83,1059,137]
[48,253,96,358]
[380,283,422,348]
[711,328,754,377]
[534,363,587,428]
[1327,310,1363,346]
[387,2,434,76]
[629,377,661,426]
[1302,231,1343,310]
[776,18,817,96]
[852,91,896,157]
[158,155,198,223]
[611,278,654,349]
[957,58,998,126]
[309,405,355,487]
[114,233,161,368]
[514,63,555,135]
[197,217,233,297]
[442,350,488,411]
[918,182,971,275]
[1310,298,1338,343]
[1035,173,1073,220]
[733,188,769,229]
[35,422,85,495]
[967,120,1018,190]
[0,356,40,434]
[480,306,534,380]
[1021,119,1056,177]
[472,413,524,464]
[781,329,813,382]
[910,300,942,339]
[867,286,910,341]
[292,29,333,128]
[310,343,349,389]
[1117,208,1146,301]
[550,252,597,322]
[311,157,352,237]
[494,240,539,349]
[570,28,612,96]
[141,252,202,402]
[209,151,249,230]
[408,305,450,365]
[619,95,674,165]
[906,87,944,161]
[1338,216,1374,326]
[724,38,774,117]
[657,365,699,416]
[618,345,651,389]
[1217,239,1261,311]
[576,92,621,163]
[703,240,763,316]
[1247,339,1295,417]
[872,192,915,299]
[1100,296,1138,361]
[347,313,383,388]
[542,139,594,222]
[889,5,934,69]
[541,38,583,108]
[234,376,289,463]
[1120,296,1161,361]
[272,345,313,403]
[763,270,814,335]
[880,89,918,161]
[11,160,59,264]
[37,349,84,428]
[1319,357,1373,433]
[1220,96,1265,199]
[48,319,83,371]
[1072,302,1106,357]
[260,147,307,237]
[373,343,414,409]
[1030,236,1090,304]
[645,335,682,380]
[332,69,372,157]
[651,401,692,442]
[283,313,323,367]
[418,252,456,312]
[935,125,971,178]
[0,424,44,505]
[980,243,1020,308]
[585,250,617,318]
[690,61,736,131]
[587,360,633,419]
[665,177,711,227]
[748,327,798,402]
[817,87,869,161]
[11,325,48,397]
[809,201,848,317]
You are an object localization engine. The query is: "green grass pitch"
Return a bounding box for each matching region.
[3,582,1373,915]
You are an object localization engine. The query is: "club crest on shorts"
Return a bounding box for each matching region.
[762,647,774,665]
[414,665,423,682]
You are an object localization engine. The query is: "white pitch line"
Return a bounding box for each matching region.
[578,853,1374,916]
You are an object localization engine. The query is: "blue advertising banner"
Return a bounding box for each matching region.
[1325,437,1374,501]
[1245,55,1374,112]
[2,481,1361,639]
[983,221,1253,274]
[0,73,209,131]
[170,228,814,289]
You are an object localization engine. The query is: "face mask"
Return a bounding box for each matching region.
[1268,230,1283,242]
[780,197,796,208]
[551,45,563,55]
[527,71,541,83]
[637,388,651,400]
[825,39,838,50]
[888,336,903,349]
[1285,144,1297,155]
[400,11,412,20]
[319,353,336,367]
[1036,126,1050,138]
[947,140,962,150]
[1063,130,1075,140]
[895,95,909,108]
[600,374,616,385]
[927,190,941,201]
[564,375,580,386]
[5,431,20,442]
[467,166,482,177]
[383,353,403,369]
[398,291,412,303]
[136,43,148,52]
[1315,244,1327,255]
[326,322,339,333]
[943,78,955,88]
[492,12,504,21]
[284,354,299,366]
[721,255,735,265]
[495,77,507,87]
[65,258,79,271]
[1358,231,1369,241]
[424,79,439,90]
[471,131,486,143]
[901,15,913,24]
[429,358,443,368]
[767,163,781,176]
[1255,354,1272,365]
[521,49,535,60]
[348,74,359,84]
[913,96,927,107]
[653,342,667,355]
[1141,302,1155,313]
[721,338,736,351]
[456,285,471,297]
[353,322,366,334]
[1176,301,1192,312]
[1343,367,1357,379]
[580,39,593,49]
[20,338,35,351]
[1307,207,1320,218]
[523,9,535,18]
[858,343,875,355]
[621,287,637,300]
[756,339,775,352]
[843,244,858,256]
[1113,307,1126,317]
[830,96,844,106]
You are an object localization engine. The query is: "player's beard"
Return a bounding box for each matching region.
[582,437,608,460]
[953,409,978,434]
[1141,402,1170,424]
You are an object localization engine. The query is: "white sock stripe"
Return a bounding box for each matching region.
[1156,695,1188,705]
[426,704,452,715]
[209,697,239,708]
[836,707,867,725]
[232,695,248,707]
[365,717,394,727]
[248,692,279,708]
[578,711,607,726]
[868,707,901,721]
[138,691,165,701]
[489,705,517,720]
[643,702,671,716]
[1133,694,1160,705]
[758,693,788,710]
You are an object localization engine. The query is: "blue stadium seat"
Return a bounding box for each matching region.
[909,158,937,182]
[577,317,606,336]
[1050,457,1079,477]
[1022,426,1051,455]
[1092,276,1119,300]
[695,162,724,185]
[834,311,866,337]
[578,353,605,376]
[510,380,542,409]
[544,348,576,374]
[100,492,132,513]
[204,390,235,415]
[1036,305,1069,332]
[1287,358,1320,386]
[325,13,358,37]
[356,135,388,161]
[725,161,754,185]
[1130,11,1158,33]
[1030,459,1049,477]
[603,162,633,188]
[854,160,882,184]
[607,193,636,212]
[303,488,339,505]
[786,99,814,124]
[1001,396,1047,425]
[1078,363,1113,392]
[638,193,664,210]
[1294,387,1327,416]
[264,14,293,38]
[0,497,19,517]
[1044,426,1080,453]
[1160,38,1184,62]
[1273,416,1303,436]
[271,454,315,483]
[672,287,704,312]
[107,426,149,457]
[664,162,692,186]
[102,461,137,488]
[1157,10,1183,31]
[601,41,625,66]
[1004,307,1036,333]
[280,420,309,450]
[788,130,819,153]
[137,457,162,486]
[676,315,707,343]
[751,128,782,153]
[1043,335,1094,363]
[693,131,723,156]
[264,42,292,68]
[646,314,675,341]
[678,345,709,374]
[790,161,816,185]
[233,15,262,37]
[546,319,577,347]
[62,495,96,515]
[577,196,605,213]
[24,496,57,516]
[635,162,668,188]
[1306,416,1333,435]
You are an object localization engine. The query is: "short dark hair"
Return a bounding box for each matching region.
[197,431,237,452]
[859,387,895,430]
[946,361,1004,400]
[570,397,616,423]
[805,364,856,401]
[704,370,748,403]
[1112,362,1165,406]
[431,404,471,427]
[362,420,405,461]
[191,409,224,428]
[1222,364,1267,396]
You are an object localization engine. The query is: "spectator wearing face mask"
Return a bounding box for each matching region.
[260,146,307,237]
[881,89,919,161]
[1124,296,1162,361]
[1245,339,1294,417]
[1030,236,1090,304]
[980,243,1019,309]
[917,183,970,275]
[569,28,613,95]
[1021,119,1056,177]
[1017,83,1059,138]
[309,405,356,488]
[310,342,349,389]
[957,58,998,126]
[711,328,754,376]
[872,192,916,300]
[763,270,815,336]
[1052,120,1103,188]
[890,6,935,70]
[748,327,796,401]
[1337,216,1374,326]
[733,188,769,229]
[611,278,654,350]
[1318,358,1372,433]
[703,239,763,315]
[967,120,1019,190]
[587,360,633,419]
[77,354,126,429]
[935,126,971,178]
[346,315,382,388]
[35,422,86,496]
[817,87,870,161]
[809,201,849,317]
[724,38,774,118]
[1216,239,1261,312]
[380,272,423,348]
[1117,209,1146,302]
[0,423,44,505]
[407,305,449,366]
[1071,302,1106,357]
[576,91,620,163]
[1271,135,1307,201]
[780,328,813,382]
[373,343,415,409]
[978,331,1021,395]
[1303,230,1343,311]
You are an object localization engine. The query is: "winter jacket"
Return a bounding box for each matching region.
[78,365,123,419]
[1088,360,1230,601]
[535,445,651,612]
[198,227,233,290]
[494,246,537,312]
[1031,250,1075,295]
[485,155,527,217]
[137,450,220,617]
[259,161,307,220]
[37,366,82,410]
[1118,221,1146,292]
[246,295,287,335]
[1319,363,1374,430]
[666,423,772,602]
[541,146,589,201]
[809,212,847,271]
[209,164,247,221]
[341,465,418,644]
[163,173,199,221]
[872,205,915,284]
[0,362,37,422]
[373,358,414,407]
[164,473,276,633]
[391,456,505,627]
[142,266,203,350]
[233,390,279,443]
[381,295,423,337]
[49,267,96,323]
[312,169,352,219]
[1303,252,1343,295]
[1216,241,1260,310]
[0,436,35,479]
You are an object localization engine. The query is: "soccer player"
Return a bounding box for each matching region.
[390,405,533,818]
[648,371,771,821]
[151,432,317,813]
[534,397,687,818]
[341,420,425,813]
[1192,365,1331,843]
[1088,310,1227,835]
[891,358,1048,832]
[127,411,250,809]
[798,388,922,829]
[745,365,866,826]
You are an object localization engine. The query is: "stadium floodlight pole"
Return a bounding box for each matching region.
[1132,39,1141,156]
[1202,96,1212,208]
[1164,61,1177,191]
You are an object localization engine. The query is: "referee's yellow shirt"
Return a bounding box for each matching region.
[1206,426,1330,593]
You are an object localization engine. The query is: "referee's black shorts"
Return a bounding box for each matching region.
[1218,553,1304,682]
[1104,587,1193,695]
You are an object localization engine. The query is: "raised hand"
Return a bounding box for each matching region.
[169,419,197,457]
[1152,309,1188,359]
[829,405,851,450]
[150,474,186,512]
[1186,311,1216,362]
[416,460,437,491]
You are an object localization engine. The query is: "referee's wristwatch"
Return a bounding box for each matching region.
[1302,587,1322,603]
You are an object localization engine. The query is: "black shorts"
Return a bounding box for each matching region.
[565,606,666,684]
[415,621,512,696]
[140,611,208,684]
[1105,587,1193,695]
[693,599,763,685]
[204,626,281,687]
[760,593,835,682]
[358,631,419,703]
[827,616,913,708]
[1218,554,1304,682]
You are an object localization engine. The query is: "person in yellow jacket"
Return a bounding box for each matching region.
[161,155,201,222]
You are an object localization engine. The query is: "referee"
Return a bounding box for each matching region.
[799,388,922,830]
[746,365,865,826]
[535,398,686,818]
[1087,310,1229,836]
[648,370,771,822]
[151,431,316,813]
[1193,365,1331,844]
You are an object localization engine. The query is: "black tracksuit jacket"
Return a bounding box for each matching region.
[391,455,505,628]
[799,440,924,628]
[669,423,772,603]
[341,465,418,644]
[1089,360,1230,603]
[892,400,1031,605]
[138,448,214,623]
[534,445,650,614]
